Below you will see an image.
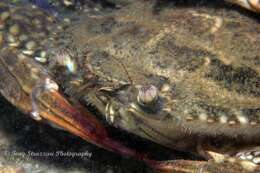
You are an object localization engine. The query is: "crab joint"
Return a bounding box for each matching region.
[30,78,59,121]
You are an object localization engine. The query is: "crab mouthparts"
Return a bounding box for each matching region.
[34,87,143,157]
[0,50,150,165]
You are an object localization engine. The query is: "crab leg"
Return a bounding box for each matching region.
[2,49,260,173]
[2,50,260,173]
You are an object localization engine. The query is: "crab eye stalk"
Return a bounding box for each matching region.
[137,85,159,107]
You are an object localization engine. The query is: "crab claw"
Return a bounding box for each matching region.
[33,83,141,156]
[3,51,260,173]
[0,49,149,161]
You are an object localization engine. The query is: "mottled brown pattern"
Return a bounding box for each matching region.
[0,1,259,172]
[65,0,260,157]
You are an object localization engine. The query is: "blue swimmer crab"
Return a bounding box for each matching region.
[0,0,260,172]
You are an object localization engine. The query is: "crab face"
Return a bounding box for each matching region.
[69,0,260,160]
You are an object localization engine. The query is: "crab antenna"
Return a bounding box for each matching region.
[112,57,133,85]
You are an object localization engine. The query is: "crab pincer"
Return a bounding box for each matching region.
[0,47,147,160]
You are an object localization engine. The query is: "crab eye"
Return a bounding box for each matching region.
[137,85,159,106]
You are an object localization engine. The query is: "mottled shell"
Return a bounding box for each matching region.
[64,1,260,153]
[0,0,259,155]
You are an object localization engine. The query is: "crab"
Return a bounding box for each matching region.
[0,0,260,172]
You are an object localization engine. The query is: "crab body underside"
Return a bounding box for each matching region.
[0,0,260,172]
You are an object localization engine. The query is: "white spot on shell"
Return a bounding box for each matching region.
[163,107,172,112]
[63,18,71,23]
[160,83,171,92]
[34,56,47,63]
[253,157,260,164]
[9,41,20,47]
[1,11,10,21]
[40,51,47,58]
[57,25,63,30]
[240,155,246,160]
[207,118,214,123]
[183,109,190,114]
[186,116,194,121]
[63,0,74,6]
[19,34,29,41]
[219,115,228,123]
[35,50,47,63]
[25,41,36,50]
[32,19,42,26]
[7,34,16,43]
[9,24,20,36]
[237,115,249,124]
[22,50,35,55]
[228,120,236,125]
[198,113,207,121]
[246,155,253,160]
[250,121,258,126]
